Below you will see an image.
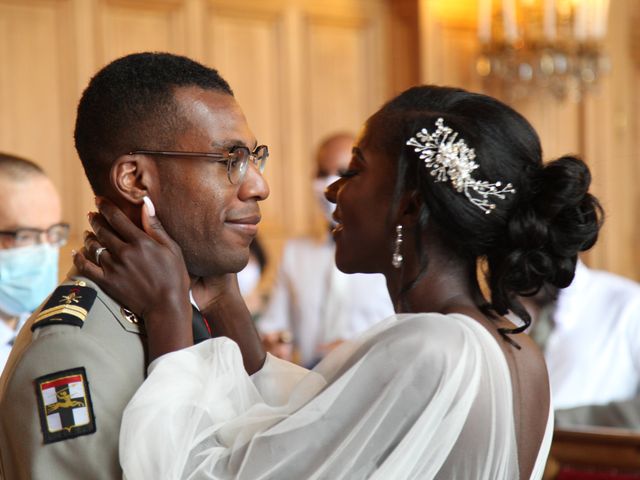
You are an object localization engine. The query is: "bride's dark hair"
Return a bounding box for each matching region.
[368,85,603,338]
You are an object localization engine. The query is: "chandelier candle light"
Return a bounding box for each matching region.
[476,0,610,101]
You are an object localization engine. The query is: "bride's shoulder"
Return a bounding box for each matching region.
[362,312,487,360]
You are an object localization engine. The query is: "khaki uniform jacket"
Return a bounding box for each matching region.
[0,273,146,479]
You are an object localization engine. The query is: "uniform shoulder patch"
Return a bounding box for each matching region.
[31,284,97,331]
[35,367,96,444]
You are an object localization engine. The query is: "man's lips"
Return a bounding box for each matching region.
[225,215,261,235]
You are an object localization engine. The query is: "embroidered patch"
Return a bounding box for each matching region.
[31,285,97,331]
[35,367,96,444]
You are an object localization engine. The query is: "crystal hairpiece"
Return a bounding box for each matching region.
[406,117,516,214]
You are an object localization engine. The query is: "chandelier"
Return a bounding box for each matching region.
[476,0,610,101]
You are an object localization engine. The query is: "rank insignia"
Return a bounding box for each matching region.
[35,367,96,443]
[31,284,97,331]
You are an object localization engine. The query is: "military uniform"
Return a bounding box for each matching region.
[0,273,146,479]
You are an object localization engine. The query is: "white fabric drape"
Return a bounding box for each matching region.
[120,313,551,479]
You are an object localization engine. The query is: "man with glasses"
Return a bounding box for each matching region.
[0,153,67,372]
[0,53,268,479]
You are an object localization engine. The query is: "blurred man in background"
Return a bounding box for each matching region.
[0,153,66,371]
[524,259,640,428]
[258,133,394,367]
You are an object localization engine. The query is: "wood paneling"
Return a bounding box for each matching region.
[0,0,78,274]
[98,0,188,63]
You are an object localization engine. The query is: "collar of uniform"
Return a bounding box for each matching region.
[67,268,144,335]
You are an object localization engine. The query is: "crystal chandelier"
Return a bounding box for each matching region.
[476,0,610,101]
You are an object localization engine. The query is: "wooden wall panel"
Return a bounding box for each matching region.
[306,19,370,141]
[0,0,72,196]
[386,0,420,96]
[580,0,639,279]
[0,0,78,275]
[98,0,187,64]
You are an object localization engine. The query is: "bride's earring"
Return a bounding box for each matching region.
[392,224,403,268]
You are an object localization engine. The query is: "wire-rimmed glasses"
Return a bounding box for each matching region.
[129,145,269,185]
[0,222,70,249]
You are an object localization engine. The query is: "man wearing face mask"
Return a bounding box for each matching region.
[0,153,66,372]
[258,133,394,367]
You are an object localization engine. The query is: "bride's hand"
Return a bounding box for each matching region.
[73,197,193,361]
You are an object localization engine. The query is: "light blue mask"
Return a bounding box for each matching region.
[0,244,59,315]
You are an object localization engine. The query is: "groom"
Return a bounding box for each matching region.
[0,52,268,479]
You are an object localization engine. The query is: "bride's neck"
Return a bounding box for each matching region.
[388,260,479,316]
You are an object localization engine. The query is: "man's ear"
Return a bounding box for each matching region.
[109,154,156,205]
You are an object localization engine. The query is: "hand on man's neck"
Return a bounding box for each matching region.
[192,273,266,375]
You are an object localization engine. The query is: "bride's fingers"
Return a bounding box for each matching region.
[96,197,151,245]
[82,231,112,267]
[88,212,126,254]
[73,248,106,285]
[141,196,181,254]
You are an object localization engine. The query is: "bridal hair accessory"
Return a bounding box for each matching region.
[406,118,516,214]
[392,225,403,268]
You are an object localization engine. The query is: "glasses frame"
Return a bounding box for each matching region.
[129,145,269,185]
[0,222,71,248]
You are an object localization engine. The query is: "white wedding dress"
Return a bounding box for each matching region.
[120,313,552,479]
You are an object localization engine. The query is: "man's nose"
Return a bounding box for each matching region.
[239,161,270,201]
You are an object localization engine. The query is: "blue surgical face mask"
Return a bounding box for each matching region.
[0,244,59,315]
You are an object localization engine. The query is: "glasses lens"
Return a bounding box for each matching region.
[48,223,70,247]
[254,145,268,173]
[228,147,250,184]
[14,230,40,247]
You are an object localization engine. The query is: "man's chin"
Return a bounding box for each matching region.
[185,252,250,278]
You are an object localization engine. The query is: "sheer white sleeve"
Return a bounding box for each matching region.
[120,314,525,479]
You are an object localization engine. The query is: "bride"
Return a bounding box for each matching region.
[75,85,602,479]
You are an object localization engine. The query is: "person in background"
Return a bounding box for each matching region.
[258,133,394,367]
[237,237,268,319]
[0,153,67,372]
[523,259,640,428]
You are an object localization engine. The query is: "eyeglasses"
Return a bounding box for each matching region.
[0,223,70,248]
[129,145,269,185]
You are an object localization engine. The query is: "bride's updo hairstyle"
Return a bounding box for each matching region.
[368,85,603,336]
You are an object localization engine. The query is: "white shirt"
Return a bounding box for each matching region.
[546,261,640,409]
[119,313,552,479]
[0,309,29,373]
[258,237,394,366]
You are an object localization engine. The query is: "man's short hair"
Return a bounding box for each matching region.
[0,153,45,181]
[74,52,234,194]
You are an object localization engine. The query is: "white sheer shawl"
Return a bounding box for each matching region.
[120,313,552,479]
